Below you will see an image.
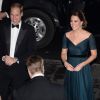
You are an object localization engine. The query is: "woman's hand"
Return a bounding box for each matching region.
[74,62,85,71]
[64,61,74,71]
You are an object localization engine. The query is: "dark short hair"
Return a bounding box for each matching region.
[26,55,43,66]
[26,55,44,73]
[10,3,23,13]
[70,10,87,28]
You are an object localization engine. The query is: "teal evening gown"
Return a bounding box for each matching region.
[62,34,97,100]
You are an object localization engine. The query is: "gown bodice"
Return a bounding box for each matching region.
[62,34,96,56]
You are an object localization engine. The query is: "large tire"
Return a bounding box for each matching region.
[23,9,55,49]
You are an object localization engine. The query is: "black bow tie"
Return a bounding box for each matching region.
[12,24,19,28]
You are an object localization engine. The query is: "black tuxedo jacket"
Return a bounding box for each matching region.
[1,0,14,12]
[0,19,36,63]
[0,19,36,91]
[13,76,64,100]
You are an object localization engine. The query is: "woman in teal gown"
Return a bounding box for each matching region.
[61,10,97,100]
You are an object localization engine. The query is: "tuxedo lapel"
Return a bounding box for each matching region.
[15,23,27,55]
[4,23,11,54]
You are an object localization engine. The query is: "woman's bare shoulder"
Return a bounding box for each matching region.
[83,30,92,38]
[65,31,72,38]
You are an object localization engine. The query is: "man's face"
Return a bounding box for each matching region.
[10,7,23,25]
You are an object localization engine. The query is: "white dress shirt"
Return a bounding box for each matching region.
[0,0,3,11]
[31,72,44,79]
[9,21,21,57]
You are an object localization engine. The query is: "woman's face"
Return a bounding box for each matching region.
[70,15,83,30]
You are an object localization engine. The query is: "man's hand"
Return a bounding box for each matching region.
[2,55,17,66]
[0,12,7,20]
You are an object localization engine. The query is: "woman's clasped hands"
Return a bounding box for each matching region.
[64,61,85,71]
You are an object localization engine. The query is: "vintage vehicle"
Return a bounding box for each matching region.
[21,0,70,49]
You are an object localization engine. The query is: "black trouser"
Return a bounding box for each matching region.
[0,61,30,100]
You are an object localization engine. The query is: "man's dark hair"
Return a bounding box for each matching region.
[26,55,44,74]
[10,3,23,13]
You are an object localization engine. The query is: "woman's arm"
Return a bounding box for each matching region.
[74,49,97,71]
[61,48,68,63]
[61,48,74,71]
[82,49,97,65]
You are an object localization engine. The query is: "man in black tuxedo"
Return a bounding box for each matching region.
[13,55,64,100]
[0,3,36,100]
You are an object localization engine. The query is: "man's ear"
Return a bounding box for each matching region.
[21,12,23,17]
[28,68,32,79]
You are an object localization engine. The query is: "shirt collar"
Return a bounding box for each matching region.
[31,72,44,78]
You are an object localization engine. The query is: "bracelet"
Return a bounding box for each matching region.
[64,60,67,63]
